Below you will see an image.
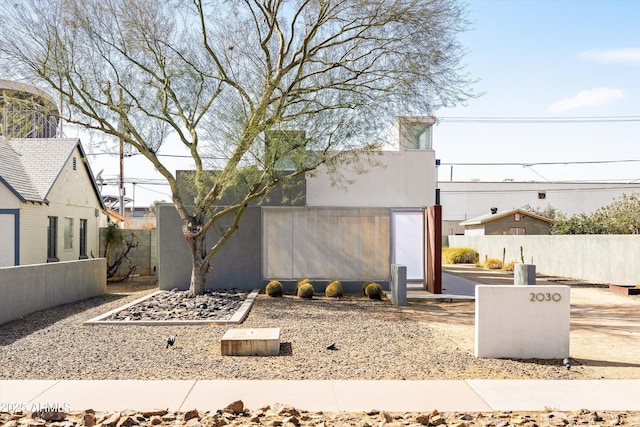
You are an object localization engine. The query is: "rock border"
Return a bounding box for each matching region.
[83,289,260,326]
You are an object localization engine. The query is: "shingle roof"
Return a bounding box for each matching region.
[0,142,40,201]
[460,208,555,226]
[0,138,83,203]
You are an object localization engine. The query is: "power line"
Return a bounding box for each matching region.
[440,184,640,194]
[439,159,640,166]
[438,116,640,123]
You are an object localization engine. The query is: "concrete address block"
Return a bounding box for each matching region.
[475,285,570,359]
[221,328,281,356]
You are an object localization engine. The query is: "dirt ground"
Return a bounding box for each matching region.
[419,266,640,379]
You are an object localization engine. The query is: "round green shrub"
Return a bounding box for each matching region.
[362,281,376,295]
[325,280,344,298]
[265,280,284,297]
[297,282,314,299]
[364,282,383,300]
[296,278,310,292]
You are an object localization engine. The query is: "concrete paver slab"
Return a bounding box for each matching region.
[182,380,339,412]
[467,380,640,411]
[0,380,60,411]
[331,380,493,412]
[33,380,195,412]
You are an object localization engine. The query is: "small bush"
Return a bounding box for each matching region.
[502,261,517,272]
[362,281,376,295]
[364,282,383,300]
[297,282,314,299]
[265,280,284,297]
[442,247,478,264]
[296,278,310,292]
[484,258,503,270]
[325,280,344,298]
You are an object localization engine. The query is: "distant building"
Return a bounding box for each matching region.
[459,208,554,236]
[440,181,640,235]
[0,79,59,139]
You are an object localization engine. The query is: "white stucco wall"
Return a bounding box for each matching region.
[448,234,640,286]
[306,149,437,207]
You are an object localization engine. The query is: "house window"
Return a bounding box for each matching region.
[514,213,521,222]
[79,219,88,259]
[64,217,74,249]
[47,216,59,262]
[509,227,526,235]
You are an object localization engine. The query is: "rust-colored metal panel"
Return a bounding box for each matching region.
[425,205,442,294]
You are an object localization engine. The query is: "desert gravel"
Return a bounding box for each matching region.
[0,284,593,380]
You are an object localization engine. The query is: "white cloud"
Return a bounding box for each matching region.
[547,87,625,113]
[580,48,640,67]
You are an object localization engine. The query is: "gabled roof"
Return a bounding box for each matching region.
[0,142,40,202]
[0,138,104,208]
[460,208,555,226]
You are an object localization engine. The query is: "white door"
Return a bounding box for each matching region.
[0,213,16,266]
[391,210,424,284]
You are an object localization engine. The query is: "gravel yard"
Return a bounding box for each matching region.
[0,283,593,381]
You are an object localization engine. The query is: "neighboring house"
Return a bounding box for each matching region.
[460,208,554,236]
[0,138,104,266]
[440,180,640,236]
[158,116,441,291]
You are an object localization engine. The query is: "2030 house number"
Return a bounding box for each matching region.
[530,292,562,302]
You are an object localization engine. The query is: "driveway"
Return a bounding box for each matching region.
[411,265,640,379]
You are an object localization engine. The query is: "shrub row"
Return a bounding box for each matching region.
[264,279,383,300]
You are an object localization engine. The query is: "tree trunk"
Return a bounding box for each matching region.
[186,223,208,297]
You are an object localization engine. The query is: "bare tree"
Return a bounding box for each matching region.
[0,0,473,295]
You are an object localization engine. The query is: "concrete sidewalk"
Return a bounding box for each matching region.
[2,380,640,413]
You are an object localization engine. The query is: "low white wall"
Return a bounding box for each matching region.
[0,258,107,325]
[448,235,640,285]
[475,285,570,359]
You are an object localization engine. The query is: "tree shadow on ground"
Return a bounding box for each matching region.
[0,292,135,346]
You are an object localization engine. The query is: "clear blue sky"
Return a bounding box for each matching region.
[433,0,640,183]
[84,0,640,206]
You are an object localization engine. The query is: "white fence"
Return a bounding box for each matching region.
[0,258,107,325]
[448,235,640,285]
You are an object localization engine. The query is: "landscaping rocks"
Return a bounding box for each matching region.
[1,404,639,427]
[0,291,591,380]
[104,289,248,322]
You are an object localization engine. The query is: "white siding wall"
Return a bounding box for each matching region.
[19,203,47,265]
[19,147,101,265]
[0,184,20,209]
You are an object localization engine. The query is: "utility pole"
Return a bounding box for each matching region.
[118,87,126,217]
[119,136,125,217]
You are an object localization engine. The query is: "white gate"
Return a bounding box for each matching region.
[391,209,424,286]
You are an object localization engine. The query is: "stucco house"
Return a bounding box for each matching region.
[459,208,554,236]
[0,138,104,266]
[157,116,441,292]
